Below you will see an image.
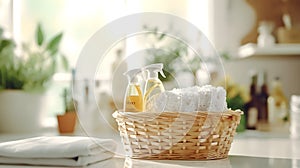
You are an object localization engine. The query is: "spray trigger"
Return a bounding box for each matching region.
[159,70,166,78]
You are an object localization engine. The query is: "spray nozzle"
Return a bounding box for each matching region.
[123,68,143,83]
[144,63,166,79]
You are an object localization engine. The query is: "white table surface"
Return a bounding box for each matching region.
[0,130,299,168]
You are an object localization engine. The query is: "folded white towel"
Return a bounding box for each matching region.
[0,136,117,167]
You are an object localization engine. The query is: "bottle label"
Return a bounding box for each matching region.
[125,96,144,112]
[248,107,258,128]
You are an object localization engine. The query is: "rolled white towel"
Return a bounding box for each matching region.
[0,136,117,167]
[152,85,227,112]
[198,85,213,111]
[208,86,227,112]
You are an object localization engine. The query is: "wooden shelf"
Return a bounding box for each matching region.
[238,43,300,58]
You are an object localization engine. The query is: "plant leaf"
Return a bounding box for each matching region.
[0,27,3,37]
[60,54,69,70]
[158,33,165,40]
[49,48,59,56]
[36,23,44,46]
[0,39,14,52]
[46,32,63,54]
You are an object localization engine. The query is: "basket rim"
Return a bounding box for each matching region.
[113,109,243,118]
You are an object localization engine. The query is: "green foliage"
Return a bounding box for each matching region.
[224,77,248,111]
[46,32,63,55]
[36,23,44,46]
[226,94,245,111]
[223,77,247,132]
[0,24,68,92]
[143,26,201,83]
[62,88,76,113]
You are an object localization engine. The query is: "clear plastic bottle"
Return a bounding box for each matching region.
[123,68,144,112]
[143,63,166,112]
[268,77,288,127]
[290,95,300,139]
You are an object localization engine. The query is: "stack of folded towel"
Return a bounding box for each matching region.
[154,85,227,112]
[0,136,117,167]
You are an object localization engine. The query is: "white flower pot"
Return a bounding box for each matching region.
[0,90,47,133]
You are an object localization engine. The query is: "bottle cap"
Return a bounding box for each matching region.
[144,63,166,79]
[123,68,142,83]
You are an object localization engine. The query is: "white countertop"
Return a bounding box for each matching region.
[0,130,299,168]
[230,138,300,160]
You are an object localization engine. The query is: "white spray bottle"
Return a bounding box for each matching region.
[143,63,166,112]
[123,68,144,112]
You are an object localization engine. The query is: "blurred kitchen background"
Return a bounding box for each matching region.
[0,0,299,136]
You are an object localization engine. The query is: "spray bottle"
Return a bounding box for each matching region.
[123,68,144,112]
[143,63,166,112]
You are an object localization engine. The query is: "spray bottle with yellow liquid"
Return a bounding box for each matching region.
[143,63,166,112]
[123,68,144,112]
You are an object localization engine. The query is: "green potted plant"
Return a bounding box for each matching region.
[222,76,249,132]
[57,88,77,134]
[143,26,202,88]
[0,24,68,133]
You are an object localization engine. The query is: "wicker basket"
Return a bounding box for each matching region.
[113,110,242,160]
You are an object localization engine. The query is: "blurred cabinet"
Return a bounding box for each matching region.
[241,0,300,45]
